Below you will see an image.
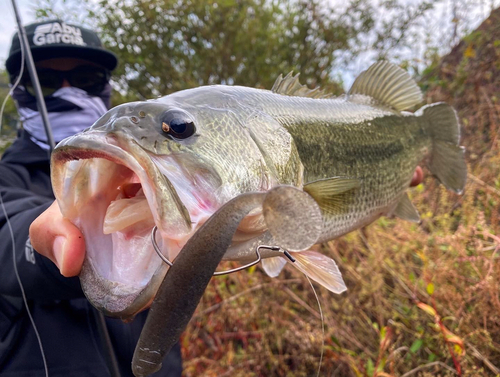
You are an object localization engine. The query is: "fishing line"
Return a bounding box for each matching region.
[0,19,49,377]
[305,275,324,377]
[0,20,24,134]
[0,196,49,377]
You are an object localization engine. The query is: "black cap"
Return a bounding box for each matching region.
[6,19,118,76]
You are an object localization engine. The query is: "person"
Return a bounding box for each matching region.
[0,20,182,376]
[0,19,425,377]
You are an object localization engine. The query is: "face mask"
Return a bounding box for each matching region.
[14,86,110,150]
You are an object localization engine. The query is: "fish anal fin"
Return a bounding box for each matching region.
[348,61,423,111]
[392,193,420,223]
[288,250,347,294]
[303,177,360,216]
[271,72,334,99]
[261,257,287,278]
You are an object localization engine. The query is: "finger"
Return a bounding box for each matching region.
[29,201,86,277]
[410,166,424,187]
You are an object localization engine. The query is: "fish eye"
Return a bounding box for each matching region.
[160,109,196,139]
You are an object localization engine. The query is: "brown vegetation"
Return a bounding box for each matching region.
[180,8,500,377]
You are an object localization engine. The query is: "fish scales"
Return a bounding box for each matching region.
[50,62,467,375]
[50,61,466,323]
[199,86,429,241]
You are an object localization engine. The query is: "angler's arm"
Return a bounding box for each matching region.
[0,163,84,299]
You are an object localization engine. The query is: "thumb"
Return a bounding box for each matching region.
[29,201,86,277]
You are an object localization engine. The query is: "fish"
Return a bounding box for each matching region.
[50,61,467,320]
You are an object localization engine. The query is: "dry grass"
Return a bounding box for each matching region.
[180,9,500,377]
[181,171,500,376]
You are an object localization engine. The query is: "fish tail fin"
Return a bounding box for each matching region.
[418,103,467,194]
[287,250,347,294]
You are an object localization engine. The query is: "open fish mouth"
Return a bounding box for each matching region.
[51,131,192,319]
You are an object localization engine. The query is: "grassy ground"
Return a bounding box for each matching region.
[181,174,500,377]
[180,9,500,377]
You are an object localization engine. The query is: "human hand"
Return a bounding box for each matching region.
[29,200,86,277]
[410,166,423,187]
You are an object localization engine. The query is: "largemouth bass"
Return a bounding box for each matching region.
[51,61,466,319]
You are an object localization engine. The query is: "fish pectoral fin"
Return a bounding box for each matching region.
[287,250,347,294]
[391,192,421,223]
[261,256,287,278]
[271,72,334,99]
[348,61,423,111]
[303,177,360,215]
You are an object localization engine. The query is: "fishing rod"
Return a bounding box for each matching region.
[0,3,54,377]
[10,0,55,152]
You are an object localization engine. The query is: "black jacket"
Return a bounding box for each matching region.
[0,131,182,377]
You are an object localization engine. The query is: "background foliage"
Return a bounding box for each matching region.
[32,0,477,98]
[2,0,496,126]
[179,10,500,375]
[179,8,500,376]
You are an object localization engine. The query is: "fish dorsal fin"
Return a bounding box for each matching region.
[271,72,333,99]
[348,61,423,111]
[392,192,420,223]
[303,177,360,215]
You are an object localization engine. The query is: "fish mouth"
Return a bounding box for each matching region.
[51,131,192,320]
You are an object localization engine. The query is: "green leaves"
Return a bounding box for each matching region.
[426,282,435,295]
[33,0,453,104]
[93,0,354,100]
[36,0,380,102]
[0,71,19,139]
[410,338,423,353]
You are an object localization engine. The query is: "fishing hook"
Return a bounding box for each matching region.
[151,226,295,276]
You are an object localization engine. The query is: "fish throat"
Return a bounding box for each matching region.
[52,148,173,317]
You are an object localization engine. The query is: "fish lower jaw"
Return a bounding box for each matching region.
[80,259,167,320]
[52,149,177,317]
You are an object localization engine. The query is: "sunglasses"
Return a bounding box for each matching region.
[21,66,110,97]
